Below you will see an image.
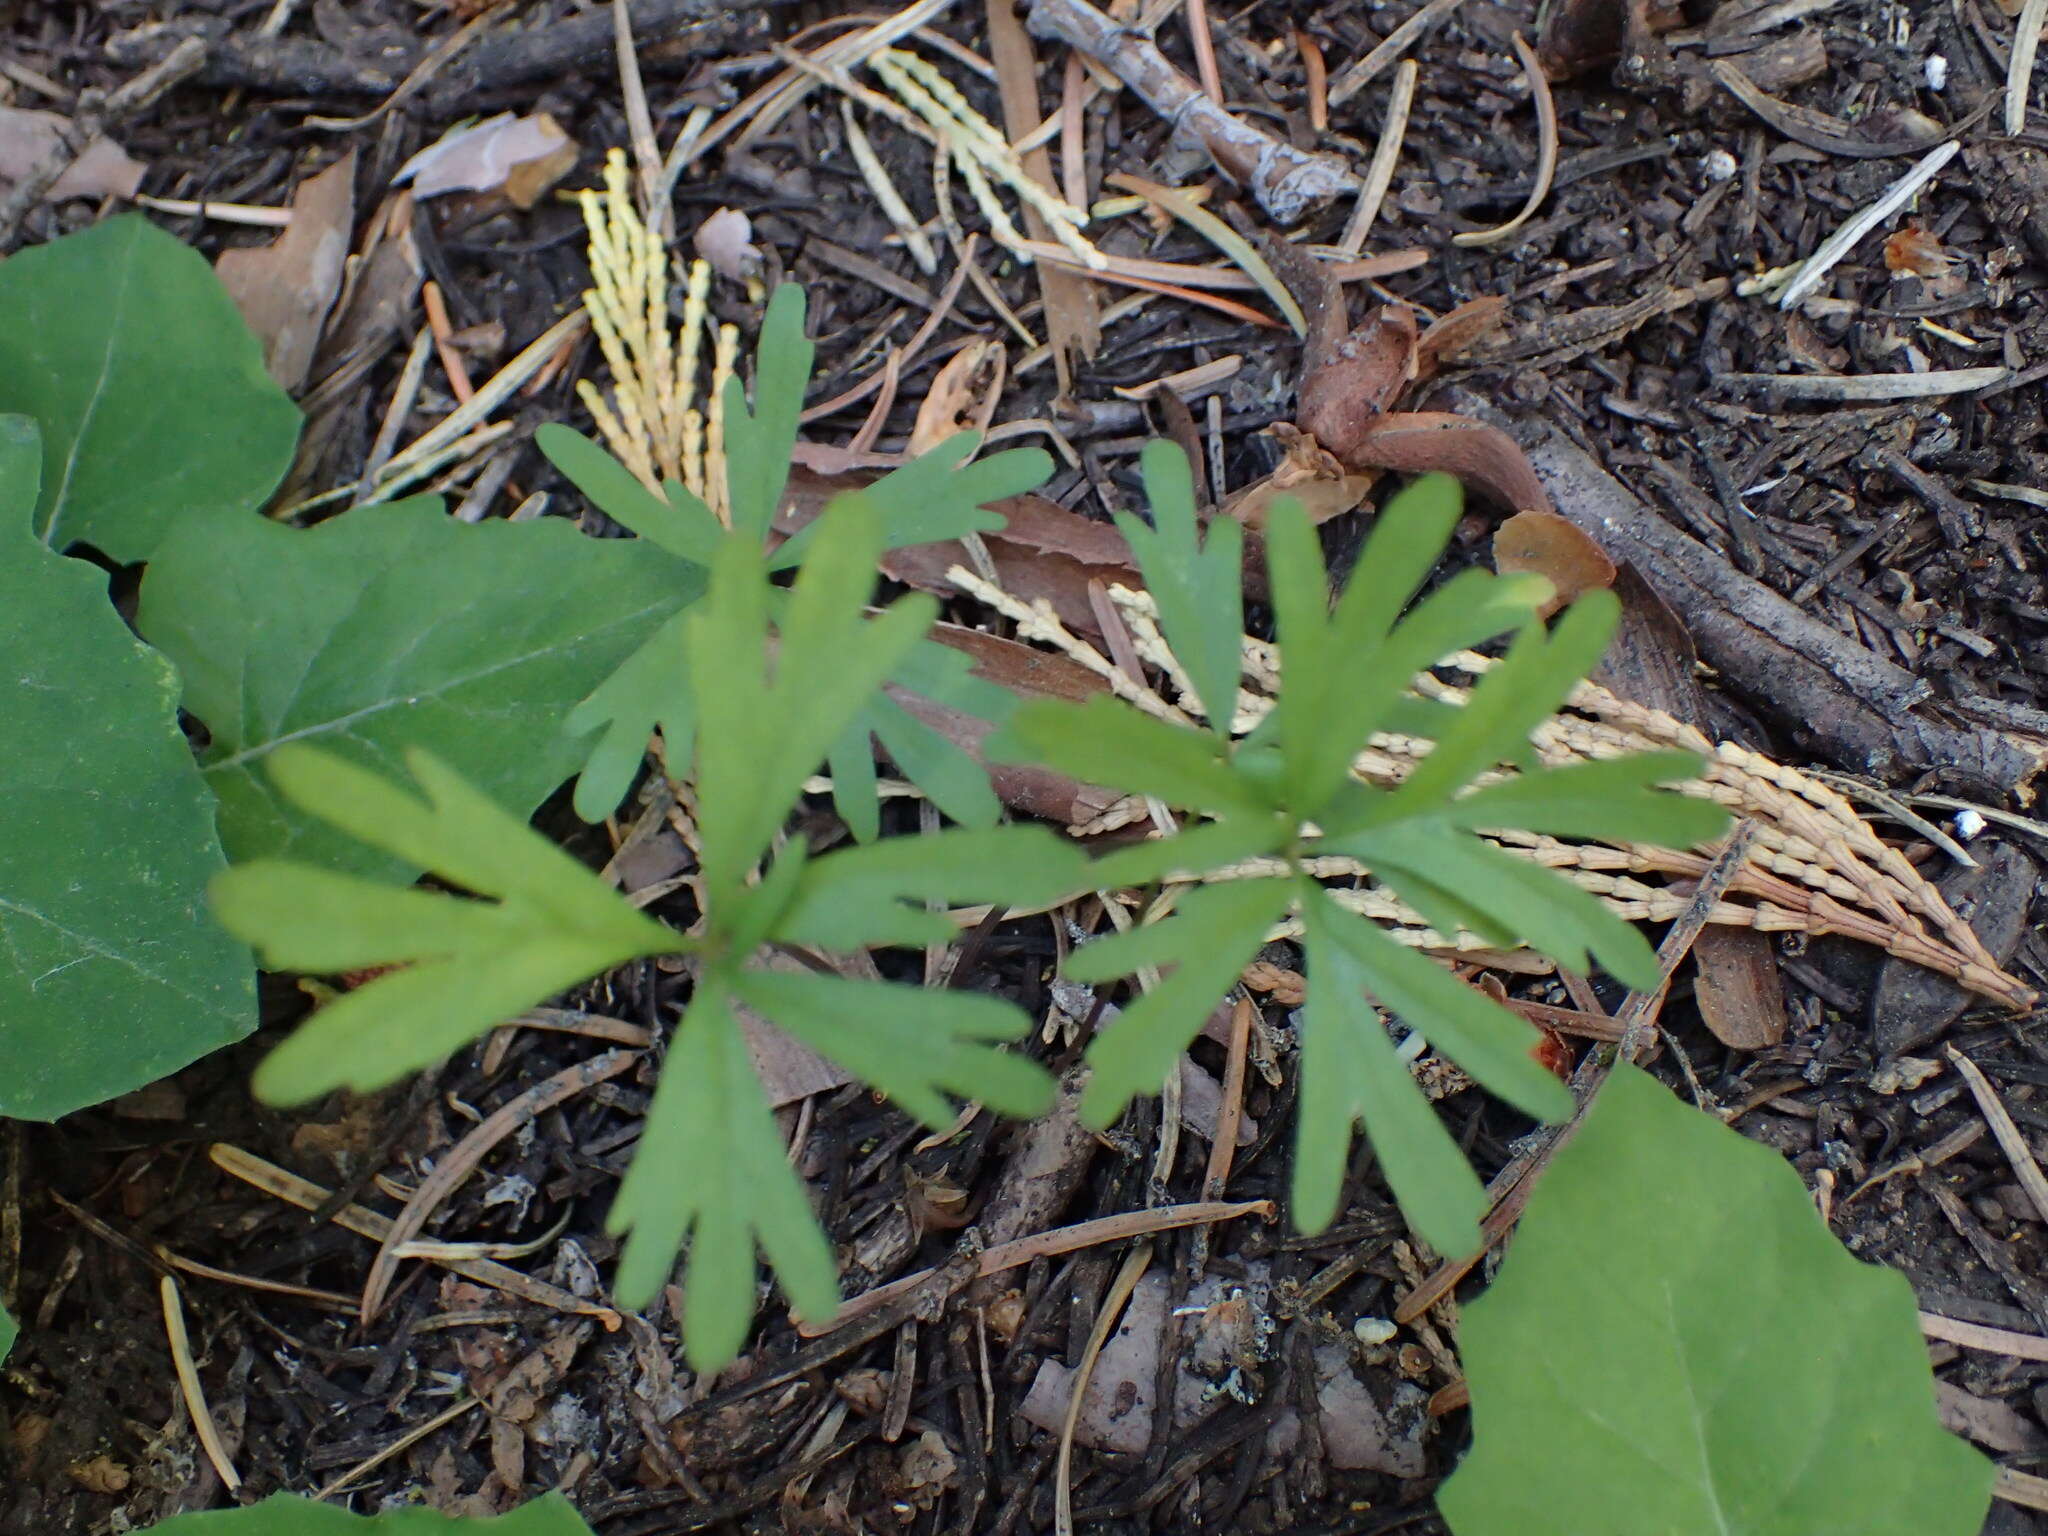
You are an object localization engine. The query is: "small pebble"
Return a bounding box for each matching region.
[1953,807,1985,841]
[1354,1317,1398,1346]
[1703,149,1739,183]
[1926,54,1948,91]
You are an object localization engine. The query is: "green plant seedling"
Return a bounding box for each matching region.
[0,415,253,1121]
[137,498,704,879]
[995,448,1731,1256]
[538,282,1052,834]
[213,495,1088,1368]
[0,214,300,563]
[1440,1063,1993,1535]
[142,1491,595,1535]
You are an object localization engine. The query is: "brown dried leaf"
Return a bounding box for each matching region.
[1219,423,1375,532]
[909,338,1007,457]
[1492,509,1616,617]
[0,105,144,202]
[1346,412,1555,514]
[216,152,356,393]
[1296,304,1418,463]
[395,113,574,202]
[1884,226,1953,277]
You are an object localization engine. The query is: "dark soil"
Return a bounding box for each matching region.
[4,0,2048,1530]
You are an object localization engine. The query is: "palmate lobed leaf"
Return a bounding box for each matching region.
[1115,440,1243,734]
[1067,878,1294,1127]
[606,980,840,1364]
[143,1491,596,1535]
[735,969,1053,1125]
[211,745,678,1104]
[1439,1064,1992,1535]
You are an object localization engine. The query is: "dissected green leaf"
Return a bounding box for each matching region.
[1296,887,1484,1253]
[737,969,1053,1124]
[537,423,722,564]
[769,434,1052,571]
[778,825,1088,951]
[1067,877,1294,1126]
[143,1490,596,1535]
[996,694,1271,816]
[1446,752,1725,846]
[722,283,812,541]
[1,1298,16,1365]
[689,496,931,908]
[1337,820,1661,991]
[138,498,701,876]
[1115,440,1243,734]
[606,980,839,1359]
[0,415,253,1120]
[0,215,300,562]
[1311,891,1574,1126]
[212,746,678,1103]
[562,607,695,822]
[1440,1063,1993,1536]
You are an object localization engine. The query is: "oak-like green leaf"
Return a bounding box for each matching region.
[1440,1063,1993,1536]
[138,498,701,876]
[0,415,253,1120]
[142,1490,596,1535]
[212,746,678,1103]
[0,215,300,562]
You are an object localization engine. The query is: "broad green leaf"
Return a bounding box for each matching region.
[1,1298,16,1365]
[138,498,701,876]
[0,215,299,562]
[1115,440,1243,735]
[536,423,721,564]
[768,434,1053,570]
[1296,888,1484,1253]
[1440,1063,1993,1536]
[736,968,1054,1124]
[143,1490,596,1534]
[722,283,812,540]
[779,825,1088,951]
[212,746,678,1103]
[607,981,839,1366]
[1447,752,1726,846]
[0,415,253,1120]
[1068,877,1293,1126]
[1311,890,1573,1125]
[996,695,1271,816]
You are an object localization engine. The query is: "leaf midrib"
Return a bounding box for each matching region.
[39,225,140,550]
[202,592,682,774]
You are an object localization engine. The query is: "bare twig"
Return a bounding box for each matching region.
[1057,1242,1152,1536]
[1771,140,1958,310]
[1025,0,1356,221]
[2009,0,2048,135]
